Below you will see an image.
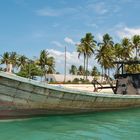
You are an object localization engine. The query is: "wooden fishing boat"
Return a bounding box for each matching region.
[0,62,140,119]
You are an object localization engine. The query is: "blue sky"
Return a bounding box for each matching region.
[0,0,140,73]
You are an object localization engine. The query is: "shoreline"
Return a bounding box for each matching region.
[49,84,114,93]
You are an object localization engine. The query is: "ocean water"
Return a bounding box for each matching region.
[0,109,140,140]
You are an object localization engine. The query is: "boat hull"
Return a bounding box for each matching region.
[0,72,140,119]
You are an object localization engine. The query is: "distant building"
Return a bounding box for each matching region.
[45,74,103,83]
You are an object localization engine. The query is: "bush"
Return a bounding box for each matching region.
[72,78,80,83]
[66,80,71,84]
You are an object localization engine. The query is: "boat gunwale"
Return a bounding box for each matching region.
[0,71,140,99]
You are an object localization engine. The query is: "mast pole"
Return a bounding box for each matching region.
[64,46,66,83]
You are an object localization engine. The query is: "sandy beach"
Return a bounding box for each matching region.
[50,84,114,94]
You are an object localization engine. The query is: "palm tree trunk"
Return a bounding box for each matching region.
[6,63,12,73]
[104,68,107,82]
[101,67,104,83]
[9,63,12,73]
[5,63,9,72]
[105,68,107,75]
[136,47,138,59]
[108,69,110,77]
[86,55,88,80]
[44,69,47,81]
[45,74,47,81]
[83,55,86,80]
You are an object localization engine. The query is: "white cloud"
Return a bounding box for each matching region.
[51,41,64,48]
[87,23,98,28]
[14,0,26,5]
[47,49,98,74]
[116,27,140,38]
[34,33,43,38]
[30,31,48,39]
[87,2,108,15]
[36,8,59,16]
[96,33,103,42]
[95,3,108,14]
[64,37,75,45]
[36,7,78,17]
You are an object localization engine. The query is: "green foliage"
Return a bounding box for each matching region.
[96,33,115,72]
[1,52,10,65]
[0,52,18,72]
[124,58,140,73]
[77,65,84,75]
[67,80,71,83]
[114,43,123,60]
[121,38,132,60]
[17,62,43,79]
[85,70,90,76]
[1,32,140,80]
[132,35,140,59]
[0,50,55,80]
[77,33,97,79]
[125,64,140,73]
[46,56,55,74]
[69,65,77,75]
[37,50,55,79]
[91,66,100,76]
[72,78,79,83]
[56,72,60,74]
[18,55,28,70]
[72,78,90,84]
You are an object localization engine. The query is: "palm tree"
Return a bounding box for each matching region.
[121,37,132,60]
[38,50,49,80]
[82,33,97,79]
[77,33,96,80]
[18,55,28,70]
[1,52,10,72]
[91,66,100,77]
[18,60,43,79]
[85,70,90,76]
[46,56,55,74]
[125,63,140,73]
[9,52,18,73]
[96,46,113,75]
[69,65,77,75]
[96,33,115,77]
[132,35,140,59]
[1,52,18,73]
[77,65,84,75]
[77,44,86,78]
[114,43,123,61]
[101,33,114,47]
[38,50,55,80]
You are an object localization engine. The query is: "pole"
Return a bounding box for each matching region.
[64,46,66,83]
[28,61,31,79]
